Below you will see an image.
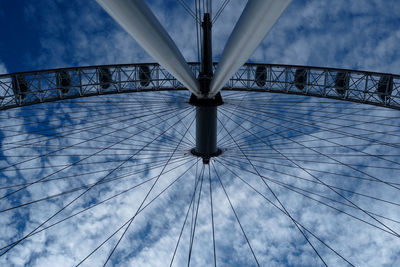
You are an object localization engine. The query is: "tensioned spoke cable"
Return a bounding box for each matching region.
[169,162,201,267]
[0,155,191,213]
[224,151,400,158]
[218,93,343,148]
[0,153,190,173]
[222,153,383,184]
[0,100,164,130]
[220,105,400,192]
[215,158,355,266]
[212,0,230,24]
[0,156,195,253]
[235,142,400,152]
[177,0,201,24]
[102,93,195,147]
[219,156,400,223]
[217,91,250,146]
[0,149,190,176]
[136,161,199,217]
[10,104,194,151]
[220,154,400,207]
[227,93,399,126]
[74,157,198,267]
[224,103,400,152]
[222,94,386,106]
[219,157,400,237]
[187,164,205,267]
[212,162,261,267]
[0,105,189,170]
[220,109,396,178]
[222,150,400,166]
[222,96,364,107]
[0,100,171,138]
[68,109,195,150]
[219,95,378,149]
[0,154,185,190]
[93,128,194,266]
[0,108,195,257]
[0,153,190,190]
[1,104,185,152]
[131,94,195,147]
[232,132,400,152]
[216,116,328,266]
[218,108,400,238]
[2,143,190,152]
[0,108,162,149]
[102,112,197,266]
[189,158,200,258]
[208,164,217,267]
[228,97,400,116]
[0,107,194,202]
[223,153,400,171]
[222,94,397,137]
[0,149,190,159]
[222,101,400,194]
[227,102,400,150]
[221,153,400,188]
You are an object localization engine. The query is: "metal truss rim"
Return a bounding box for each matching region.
[1,62,399,111]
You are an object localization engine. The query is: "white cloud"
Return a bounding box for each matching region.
[1,1,400,266]
[0,63,7,74]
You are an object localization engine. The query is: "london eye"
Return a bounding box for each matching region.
[0,0,400,266]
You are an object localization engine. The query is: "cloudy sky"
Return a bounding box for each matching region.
[0,0,400,266]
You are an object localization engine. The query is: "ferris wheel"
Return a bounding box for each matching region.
[0,0,400,266]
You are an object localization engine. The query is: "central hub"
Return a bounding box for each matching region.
[189,12,223,164]
[190,94,223,164]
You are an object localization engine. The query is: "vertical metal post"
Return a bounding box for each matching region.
[195,105,217,157]
[199,13,213,95]
[191,13,222,163]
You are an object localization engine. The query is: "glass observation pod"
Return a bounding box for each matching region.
[294,68,307,90]
[99,67,112,90]
[56,70,72,94]
[139,65,151,87]
[334,71,349,96]
[11,74,29,100]
[255,65,267,87]
[377,75,393,102]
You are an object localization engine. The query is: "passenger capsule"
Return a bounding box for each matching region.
[56,70,71,94]
[377,75,393,102]
[294,68,307,90]
[139,65,151,87]
[99,67,112,89]
[11,75,29,100]
[255,66,267,87]
[334,71,349,96]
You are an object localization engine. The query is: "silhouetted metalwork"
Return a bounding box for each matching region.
[334,71,349,96]
[294,68,307,90]
[377,75,393,102]
[139,65,151,87]
[11,75,29,101]
[255,65,267,87]
[56,70,72,94]
[0,63,399,110]
[99,67,113,89]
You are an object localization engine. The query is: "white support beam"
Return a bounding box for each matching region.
[208,0,291,97]
[96,0,201,96]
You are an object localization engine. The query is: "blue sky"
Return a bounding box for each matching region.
[1,0,400,74]
[1,0,400,266]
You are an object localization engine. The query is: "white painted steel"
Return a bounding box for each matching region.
[208,0,291,97]
[96,0,201,96]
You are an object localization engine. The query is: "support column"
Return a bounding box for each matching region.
[190,13,222,164]
[195,106,218,160]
